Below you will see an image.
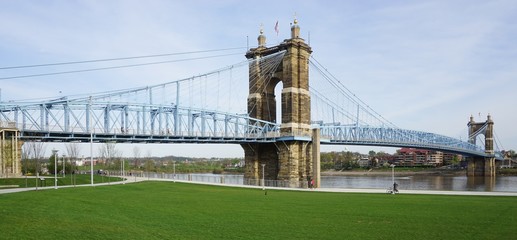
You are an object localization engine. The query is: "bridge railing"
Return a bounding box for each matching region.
[12,122,281,142]
[120,172,311,188]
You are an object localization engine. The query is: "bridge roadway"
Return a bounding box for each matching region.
[2,176,516,197]
[16,127,501,160]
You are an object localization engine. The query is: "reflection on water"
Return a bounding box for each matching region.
[321,175,517,192]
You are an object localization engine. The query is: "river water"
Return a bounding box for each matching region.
[321,175,517,192]
[168,173,517,192]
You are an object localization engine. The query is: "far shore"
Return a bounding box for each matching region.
[322,169,466,176]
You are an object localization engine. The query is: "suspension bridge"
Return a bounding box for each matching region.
[0,20,504,187]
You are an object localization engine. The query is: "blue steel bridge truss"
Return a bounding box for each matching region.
[0,98,279,144]
[318,125,500,158]
[0,97,501,159]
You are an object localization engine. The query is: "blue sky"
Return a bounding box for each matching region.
[1,0,516,158]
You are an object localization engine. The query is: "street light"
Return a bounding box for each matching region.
[62,154,66,178]
[122,158,125,185]
[89,96,94,186]
[52,149,59,189]
[71,157,76,187]
[261,163,266,190]
[173,161,176,183]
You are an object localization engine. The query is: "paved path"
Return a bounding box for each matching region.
[0,177,144,195]
[2,176,517,197]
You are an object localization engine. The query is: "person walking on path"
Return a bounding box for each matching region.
[393,182,399,193]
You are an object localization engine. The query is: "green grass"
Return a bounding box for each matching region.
[1,182,516,239]
[0,174,123,188]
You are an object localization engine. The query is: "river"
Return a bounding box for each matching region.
[167,172,517,192]
[321,175,517,192]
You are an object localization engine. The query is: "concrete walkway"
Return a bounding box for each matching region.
[0,176,144,195]
[2,176,517,197]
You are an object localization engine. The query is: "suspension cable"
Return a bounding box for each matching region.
[0,47,247,70]
[310,56,398,128]
[0,52,242,81]
[494,131,504,151]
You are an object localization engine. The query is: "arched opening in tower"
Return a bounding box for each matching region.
[274,81,284,125]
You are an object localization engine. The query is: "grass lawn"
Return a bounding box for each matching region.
[1,182,516,239]
[0,174,123,188]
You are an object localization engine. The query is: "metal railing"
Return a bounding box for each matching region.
[114,171,311,189]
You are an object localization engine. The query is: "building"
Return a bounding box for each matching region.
[357,157,371,168]
[75,158,99,167]
[394,148,463,167]
[395,148,441,167]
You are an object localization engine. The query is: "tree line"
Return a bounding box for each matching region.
[19,141,517,175]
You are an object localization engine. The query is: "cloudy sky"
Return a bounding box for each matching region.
[1,0,516,158]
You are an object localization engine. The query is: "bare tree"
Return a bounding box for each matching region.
[98,142,119,169]
[30,141,46,161]
[97,145,106,162]
[65,143,81,161]
[132,146,141,169]
[21,142,33,175]
[111,146,124,175]
[144,150,154,178]
[65,142,81,173]
[24,141,46,175]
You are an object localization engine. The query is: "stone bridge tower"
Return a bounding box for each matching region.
[241,19,319,188]
[467,114,495,177]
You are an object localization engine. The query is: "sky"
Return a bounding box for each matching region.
[1,0,516,158]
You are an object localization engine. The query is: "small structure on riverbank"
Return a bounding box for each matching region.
[0,122,22,178]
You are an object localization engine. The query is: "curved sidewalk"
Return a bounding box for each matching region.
[0,176,145,195]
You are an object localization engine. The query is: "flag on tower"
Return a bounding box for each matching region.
[274,20,279,35]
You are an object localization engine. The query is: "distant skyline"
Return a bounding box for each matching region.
[1,1,516,158]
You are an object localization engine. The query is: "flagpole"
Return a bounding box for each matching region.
[274,20,279,43]
[90,126,93,186]
[89,96,94,186]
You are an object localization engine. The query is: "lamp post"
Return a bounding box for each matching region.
[52,149,58,189]
[62,154,66,178]
[90,132,94,186]
[89,96,94,186]
[122,158,125,185]
[173,161,176,183]
[261,163,266,190]
[72,157,75,187]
